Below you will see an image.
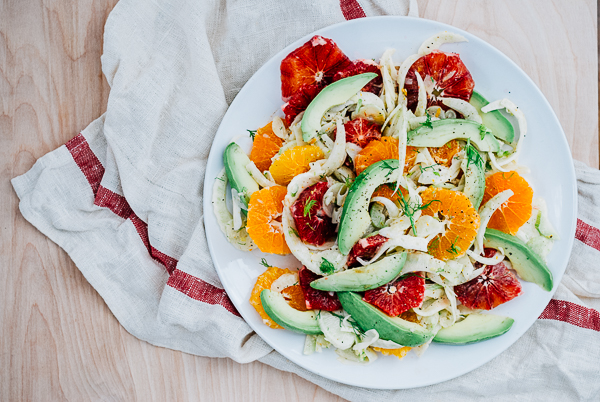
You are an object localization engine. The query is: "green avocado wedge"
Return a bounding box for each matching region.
[223,142,259,210]
[310,252,407,292]
[338,291,434,347]
[469,91,515,144]
[301,73,377,143]
[260,290,322,335]
[483,229,553,291]
[433,313,514,344]
[407,119,501,152]
[337,159,399,255]
[462,144,486,209]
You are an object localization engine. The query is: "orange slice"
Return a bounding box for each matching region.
[250,122,284,172]
[246,186,291,255]
[420,187,480,261]
[249,267,291,329]
[428,140,461,167]
[481,171,533,235]
[404,146,419,173]
[281,285,308,311]
[354,137,399,175]
[372,346,412,359]
[269,145,324,185]
[371,184,408,205]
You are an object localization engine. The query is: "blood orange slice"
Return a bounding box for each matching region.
[420,187,480,261]
[290,182,336,246]
[405,51,475,110]
[298,267,342,311]
[250,267,291,329]
[282,83,324,126]
[246,186,291,255]
[455,256,523,310]
[346,234,388,268]
[332,59,383,94]
[343,118,382,148]
[481,171,533,235]
[363,274,425,316]
[249,121,284,172]
[280,35,351,101]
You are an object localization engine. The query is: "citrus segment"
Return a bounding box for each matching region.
[346,234,389,268]
[298,267,342,311]
[250,122,284,172]
[281,285,308,311]
[405,51,475,110]
[344,118,382,148]
[481,171,533,235]
[420,187,480,261]
[363,275,425,317]
[429,140,461,167]
[373,346,412,359]
[282,84,323,125]
[455,257,523,310]
[280,35,350,100]
[332,59,383,94]
[354,137,399,175]
[290,182,336,246]
[250,267,291,329]
[269,145,324,185]
[404,146,419,173]
[246,186,291,255]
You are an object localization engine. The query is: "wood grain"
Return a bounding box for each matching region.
[0,0,597,401]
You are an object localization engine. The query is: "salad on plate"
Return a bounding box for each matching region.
[212,32,557,364]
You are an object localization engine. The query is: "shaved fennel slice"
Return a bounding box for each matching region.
[272,116,288,140]
[439,97,482,123]
[412,215,445,239]
[270,272,298,292]
[396,54,421,96]
[414,295,450,316]
[380,60,398,113]
[211,169,255,251]
[418,31,468,55]
[380,49,398,81]
[245,161,277,187]
[488,151,509,173]
[482,99,527,165]
[533,197,559,239]
[353,329,379,352]
[407,115,440,130]
[230,188,244,230]
[372,197,400,218]
[475,189,514,252]
[318,311,356,350]
[414,71,427,117]
[467,248,505,265]
[440,286,458,327]
[401,252,446,275]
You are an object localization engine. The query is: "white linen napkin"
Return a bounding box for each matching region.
[11,0,599,399]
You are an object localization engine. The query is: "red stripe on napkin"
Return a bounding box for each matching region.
[66,134,238,315]
[539,300,600,332]
[575,219,600,252]
[168,269,240,316]
[340,0,366,20]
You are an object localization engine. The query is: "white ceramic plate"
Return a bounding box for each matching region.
[203,16,577,389]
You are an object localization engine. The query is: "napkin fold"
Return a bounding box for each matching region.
[11,0,599,400]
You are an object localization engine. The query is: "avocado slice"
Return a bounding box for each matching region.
[433,313,514,344]
[407,119,501,152]
[462,144,486,209]
[260,290,322,335]
[223,142,259,210]
[338,291,433,347]
[310,252,407,292]
[483,229,553,291]
[337,159,399,255]
[301,73,377,143]
[469,91,515,144]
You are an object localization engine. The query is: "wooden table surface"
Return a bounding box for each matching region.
[1,0,597,400]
